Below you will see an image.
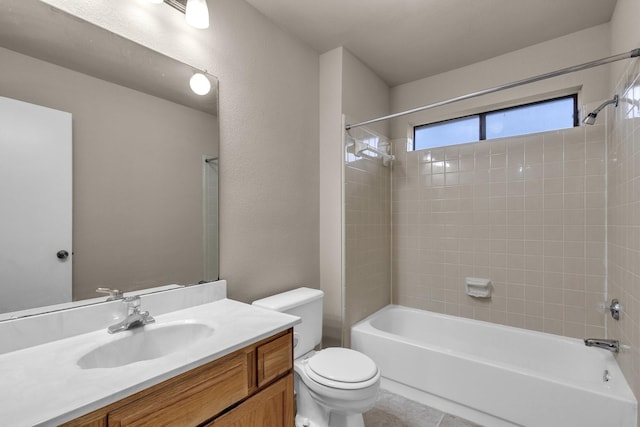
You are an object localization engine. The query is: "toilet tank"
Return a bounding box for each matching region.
[252,287,323,358]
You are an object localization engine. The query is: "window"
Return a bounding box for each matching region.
[414,116,479,149]
[413,95,578,151]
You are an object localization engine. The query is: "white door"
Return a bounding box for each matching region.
[0,96,72,313]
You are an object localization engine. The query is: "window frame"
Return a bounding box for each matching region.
[413,94,579,151]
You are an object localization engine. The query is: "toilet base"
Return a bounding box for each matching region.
[295,381,329,427]
[295,413,365,427]
[329,412,365,427]
[295,381,368,427]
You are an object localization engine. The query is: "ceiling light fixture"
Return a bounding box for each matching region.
[149,0,210,30]
[190,72,211,95]
[185,0,210,29]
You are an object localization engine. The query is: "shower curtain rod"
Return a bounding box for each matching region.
[345,48,640,130]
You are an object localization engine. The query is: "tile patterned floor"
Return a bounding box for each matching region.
[364,389,482,427]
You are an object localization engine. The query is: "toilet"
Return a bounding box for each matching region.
[253,287,380,427]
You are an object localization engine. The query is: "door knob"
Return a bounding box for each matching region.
[56,250,69,260]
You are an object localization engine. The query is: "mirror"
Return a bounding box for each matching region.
[0,0,219,320]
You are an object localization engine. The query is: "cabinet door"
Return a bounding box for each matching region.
[209,374,294,427]
[108,352,249,427]
[257,332,293,388]
[59,414,106,427]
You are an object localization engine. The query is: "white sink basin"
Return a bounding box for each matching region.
[77,322,214,369]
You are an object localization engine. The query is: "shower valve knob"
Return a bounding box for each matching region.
[609,299,621,320]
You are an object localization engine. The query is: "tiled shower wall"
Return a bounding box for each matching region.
[607,57,640,400]
[391,125,608,338]
[344,152,391,346]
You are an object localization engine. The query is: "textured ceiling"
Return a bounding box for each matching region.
[244,0,618,86]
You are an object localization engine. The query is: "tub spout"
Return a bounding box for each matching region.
[584,338,619,353]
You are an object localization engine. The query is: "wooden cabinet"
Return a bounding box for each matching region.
[257,333,293,388]
[60,329,293,427]
[207,375,294,427]
[108,351,250,427]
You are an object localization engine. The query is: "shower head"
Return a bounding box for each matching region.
[582,95,618,125]
[582,113,598,125]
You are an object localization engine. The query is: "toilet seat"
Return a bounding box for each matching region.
[303,348,379,390]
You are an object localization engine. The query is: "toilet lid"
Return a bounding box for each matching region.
[307,348,378,383]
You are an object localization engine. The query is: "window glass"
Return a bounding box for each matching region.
[485,97,575,139]
[414,115,479,150]
[413,95,577,151]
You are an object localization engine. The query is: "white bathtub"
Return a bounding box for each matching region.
[352,305,637,427]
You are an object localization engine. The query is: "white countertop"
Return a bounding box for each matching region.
[0,298,299,426]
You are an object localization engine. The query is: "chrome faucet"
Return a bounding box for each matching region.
[584,338,619,353]
[96,287,124,301]
[108,296,155,334]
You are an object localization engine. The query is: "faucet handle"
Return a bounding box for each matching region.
[96,287,123,301]
[123,295,142,313]
[139,311,155,324]
[123,295,141,305]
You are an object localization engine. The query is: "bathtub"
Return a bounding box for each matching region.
[352,305,637,427]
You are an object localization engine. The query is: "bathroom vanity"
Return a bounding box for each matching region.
[0,281,299,426]
[62,329,294,427]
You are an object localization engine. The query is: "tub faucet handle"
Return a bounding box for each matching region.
[609,299,620,320]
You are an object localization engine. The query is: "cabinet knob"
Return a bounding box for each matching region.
[56,250,69,260]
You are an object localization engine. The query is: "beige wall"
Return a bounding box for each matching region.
[609,0,640,92]
[319,47,344,347]
[390,24,612,140]
[1,45,217,300]
[386,23,623,340]
[341,50,391,345]
[320,47,391,346]
[392,127,607,338]
[344,132,391,347]
[342,50,391,137]
[212,0,319,302]
[608,55,640,414]
[40,0,321,304]
[607,0,640,410]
